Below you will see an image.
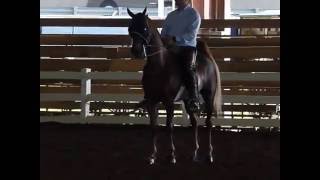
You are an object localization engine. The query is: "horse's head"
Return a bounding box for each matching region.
[127,7,152,58]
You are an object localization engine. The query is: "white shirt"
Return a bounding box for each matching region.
[161,5,201,47]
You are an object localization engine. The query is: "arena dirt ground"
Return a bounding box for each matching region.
[40,123,280,180]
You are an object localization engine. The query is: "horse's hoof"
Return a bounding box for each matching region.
[206,155,214,164]
[170,158,176,164]
[166,155,176,164]
[192,155,200,162]
[149,158,156,165]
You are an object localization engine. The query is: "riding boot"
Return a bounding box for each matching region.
[184,60,200,113]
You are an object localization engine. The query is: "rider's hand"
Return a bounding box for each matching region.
[162,36,176,47]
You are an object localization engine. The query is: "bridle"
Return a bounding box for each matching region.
[129,30,165,57]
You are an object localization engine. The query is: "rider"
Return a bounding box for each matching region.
[161,0,201,112]
[137,0,201,112]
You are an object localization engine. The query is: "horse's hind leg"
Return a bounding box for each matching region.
[164,102,176,164]
[146,102,159,165]
[183,99,200,162]
[201,90,214,164]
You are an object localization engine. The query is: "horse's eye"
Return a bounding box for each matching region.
[144,28,148,32]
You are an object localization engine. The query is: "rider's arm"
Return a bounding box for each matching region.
[161,16,176,46]
[160,19,169,38]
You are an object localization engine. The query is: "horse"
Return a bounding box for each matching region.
[127,7,222,164]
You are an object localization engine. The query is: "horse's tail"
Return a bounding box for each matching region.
[212,59,222,117]
[196,39,222,117]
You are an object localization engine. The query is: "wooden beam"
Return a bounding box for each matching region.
[40,46,119,58]
[40,34,280,46]
[203,37,280,46]
[40,71,279,82]
[40,18,280,28]
[41,46,280,58]
[40,93,279,104]
[40,85,279,96]
[39,115,280,127]
[209,46,280,58]
[40,79,280,87]
[40,35,131,45]
[40,102,276,113]
[40,59,146,72]
[40,59,279,72]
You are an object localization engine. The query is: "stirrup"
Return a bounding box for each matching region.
[187,99,200,112]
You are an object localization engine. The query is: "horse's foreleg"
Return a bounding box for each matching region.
[147,103,158,165]
[205,114,213,163]
[190,114,199,162]
[165,102,176,164]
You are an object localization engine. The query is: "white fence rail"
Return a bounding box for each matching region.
[40,68,280,127]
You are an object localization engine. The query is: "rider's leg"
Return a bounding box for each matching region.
[181,47,200,112]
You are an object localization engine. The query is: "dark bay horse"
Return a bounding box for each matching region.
[127,8,222,164]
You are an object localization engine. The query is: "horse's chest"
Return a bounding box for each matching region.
[142,74,180,98]
[142,75,164,88]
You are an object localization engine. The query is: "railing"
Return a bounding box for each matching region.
[40,7,172,17]
[40,18,280,128]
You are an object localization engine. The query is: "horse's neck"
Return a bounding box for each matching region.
[150,30,164,47]
[146,30,166,69]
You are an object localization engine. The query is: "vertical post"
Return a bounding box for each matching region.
[192,0,204,18]
[222,0,231,35]
[158,0,165,18]
[118,7,121,16]
[276,104,280,119]
[217,0,225,19]
[81,68,91,120]
[204,0,210,19]
[172,0,175,11]
[224,0,231,19]
[211,0,218,19]
[72,6,78,34]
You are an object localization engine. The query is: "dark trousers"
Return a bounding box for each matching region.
[173,46,198,100]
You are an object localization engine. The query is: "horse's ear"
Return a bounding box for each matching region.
[142,7,147,15]
[127,8,135,18]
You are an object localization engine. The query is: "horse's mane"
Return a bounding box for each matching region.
[146,17,162,40]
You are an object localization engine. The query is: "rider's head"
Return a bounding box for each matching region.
[176,0,191,10]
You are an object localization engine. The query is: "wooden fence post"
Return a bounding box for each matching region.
[81,68,91,120]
